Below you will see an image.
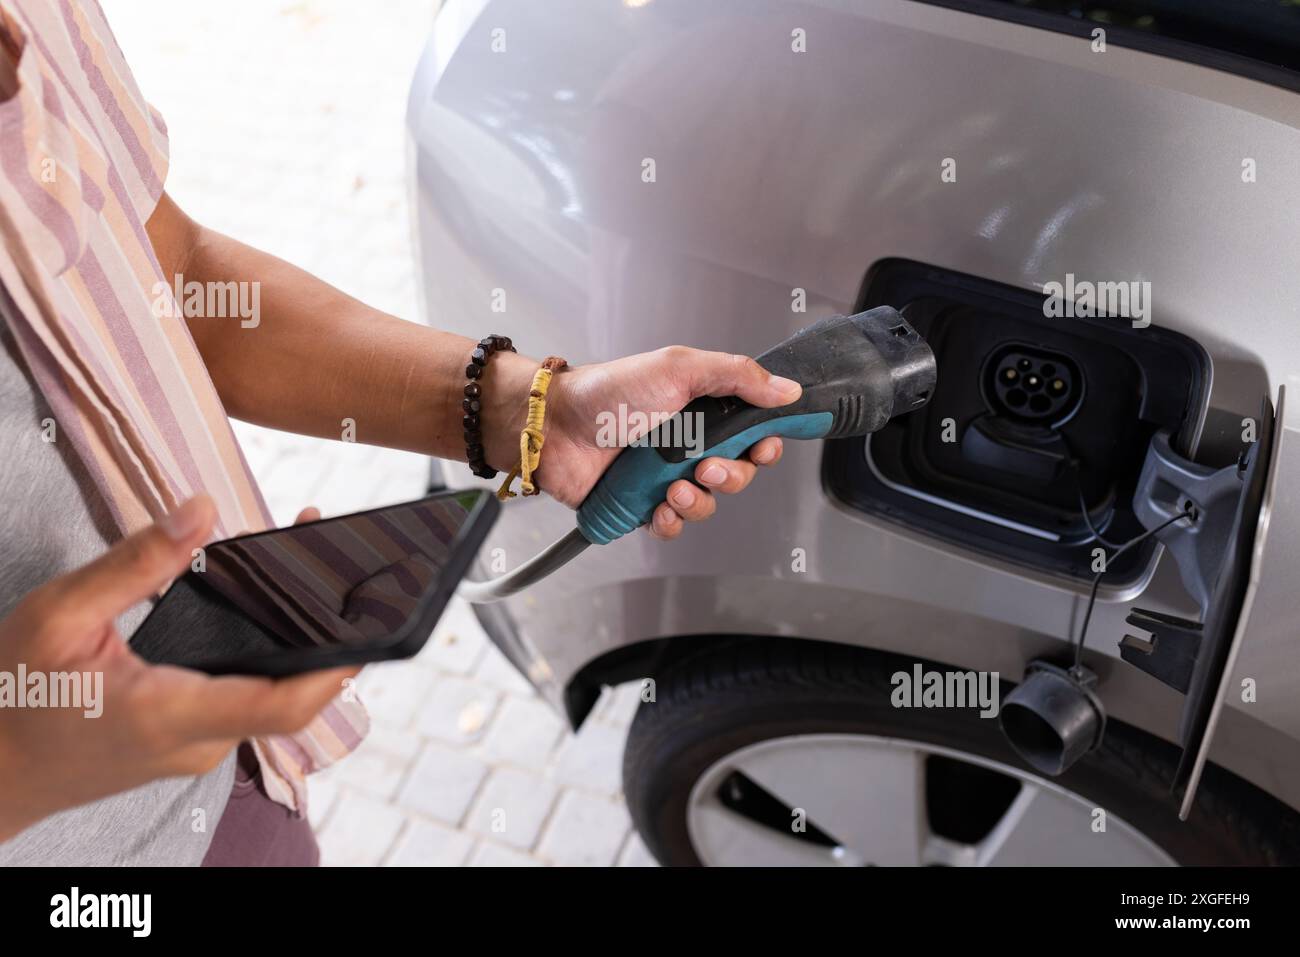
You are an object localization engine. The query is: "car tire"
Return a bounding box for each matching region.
[622,637,1300,866]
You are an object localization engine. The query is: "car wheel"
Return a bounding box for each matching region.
[622,639,1300,865]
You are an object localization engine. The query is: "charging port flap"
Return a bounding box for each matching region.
[1122,387,1284,819]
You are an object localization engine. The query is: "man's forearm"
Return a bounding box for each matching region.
[146,194,534,472]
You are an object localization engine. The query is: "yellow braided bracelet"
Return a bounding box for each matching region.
[497,356,567,500]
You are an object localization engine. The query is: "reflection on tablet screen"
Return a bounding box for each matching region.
[132,494,477,670]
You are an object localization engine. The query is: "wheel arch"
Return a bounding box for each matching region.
[563,633,754,729]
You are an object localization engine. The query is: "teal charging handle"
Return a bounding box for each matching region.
[576,306,936,545]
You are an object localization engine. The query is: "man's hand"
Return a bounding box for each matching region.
[0,496,356,842]
[520,347,801,540]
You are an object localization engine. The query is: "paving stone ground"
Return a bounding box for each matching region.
[104,0,653,867]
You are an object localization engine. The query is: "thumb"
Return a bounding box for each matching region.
[293,506,321,525]
[678,350,802,409]
[51,495,216,629]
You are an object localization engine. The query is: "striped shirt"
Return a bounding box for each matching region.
[0,0,367,812]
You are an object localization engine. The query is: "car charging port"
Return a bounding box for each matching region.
[824,260,1211,586]
[984,345,1083,425]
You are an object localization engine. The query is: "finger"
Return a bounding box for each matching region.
[217,666,360,738]
[648,502,682,540]
[747,436,783,467]
[694,456,757,495]
[175,666,361,740]
[673,349,802,408]
[44,496,216,627]
[666,480,717,522]
[294,507,321,525]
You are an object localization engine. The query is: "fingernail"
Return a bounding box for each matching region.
[753,444,776,464]
[770,376,802,400]
[700,464,726,486]
[653,507,678,536]
[671,485,695,508]
[159,497,206,542]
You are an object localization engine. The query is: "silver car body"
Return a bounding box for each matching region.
[407,0,1300,811]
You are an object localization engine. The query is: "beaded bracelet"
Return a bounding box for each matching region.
[463,334,516,479]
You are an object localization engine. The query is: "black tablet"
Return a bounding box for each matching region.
[131,489,499,676]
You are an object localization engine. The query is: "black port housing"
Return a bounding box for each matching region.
[824,260,1211,585]
[984,344,1082,423]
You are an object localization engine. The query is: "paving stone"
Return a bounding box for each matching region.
[552,720,626,796]
[357,660,438,729]
[478,695,567,770]
[467,842,544,867]
[537,792,631,867]
[594,680,647,728]
[318,790,406,867]
[396,744,490,826]
[475,645,539,696]
[617,831,660,868]
[308,447,412,518]
[385,818,475,867]
[415,675,500,745]
[331,722,422,800]
[463,768,559,850]
[419,600,489,674]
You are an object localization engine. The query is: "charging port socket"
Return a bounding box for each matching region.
[824,260,1211,586]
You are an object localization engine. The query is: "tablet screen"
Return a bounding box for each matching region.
[131,489,496,675]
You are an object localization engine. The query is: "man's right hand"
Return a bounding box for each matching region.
[0,496,356,842]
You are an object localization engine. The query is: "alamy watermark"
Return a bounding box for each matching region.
[50,887,150,937]
[1042,273,1150,329]
[595,404,705,459]
[891,664,1000,718]
[0,665,102,718]
[151,273,261,328]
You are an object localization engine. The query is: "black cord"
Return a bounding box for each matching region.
[1075,486,1125,549]
[1072,507,1194,673]
[1026,426,1190,670]
[1056,428,1125,549]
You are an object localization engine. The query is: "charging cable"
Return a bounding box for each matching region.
[1071,505,1194,674]
[1058,429,1196,671]
[456,528,590,603]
